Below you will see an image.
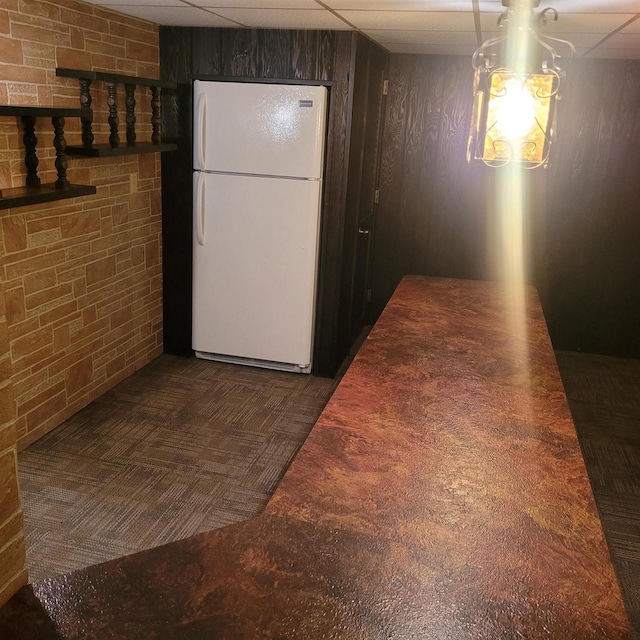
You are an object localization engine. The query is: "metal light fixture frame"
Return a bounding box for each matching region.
[467,0,575,169]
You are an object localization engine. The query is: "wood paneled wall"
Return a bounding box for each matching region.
[160,28,387,376]
[159,27,192,360]
[339,36,388,356]
[371,55,488,319]
[372,54,640,359]
[542,59,640,358]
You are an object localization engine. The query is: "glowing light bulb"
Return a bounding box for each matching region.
[493,79,536,141]
[479,71,554,163]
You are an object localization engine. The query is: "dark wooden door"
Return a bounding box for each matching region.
[339,36,389,355]
[352,44,388,335]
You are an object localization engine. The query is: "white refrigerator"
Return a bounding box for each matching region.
[192,80,327,373]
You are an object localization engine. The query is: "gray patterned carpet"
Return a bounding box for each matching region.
[17,350,640,637]
[19,355,338,583]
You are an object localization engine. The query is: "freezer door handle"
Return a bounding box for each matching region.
[194,173,206,246]
[194,91,206,170]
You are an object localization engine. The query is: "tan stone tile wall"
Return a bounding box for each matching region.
[0,0,164,605]
[0,248,27,607]
[0,0,163,452]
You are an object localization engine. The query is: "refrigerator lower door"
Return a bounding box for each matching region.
[192,172,322,373]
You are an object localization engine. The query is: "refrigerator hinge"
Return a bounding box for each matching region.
[374,189,380,204]
[382,80,389,96]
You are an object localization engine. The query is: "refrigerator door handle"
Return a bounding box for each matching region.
[194,172,206,246]
[194,92,206,170]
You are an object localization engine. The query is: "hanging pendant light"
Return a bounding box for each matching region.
[467,0,575,168]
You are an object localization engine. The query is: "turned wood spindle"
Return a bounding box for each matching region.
[125,84,137,145]
[21,115,41,187]
[52,116,70,189]
[107,82,120,148]
[79,78,94,148]
[151,86,161,145]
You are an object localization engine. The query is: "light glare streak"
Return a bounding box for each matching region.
[497,2,533,384]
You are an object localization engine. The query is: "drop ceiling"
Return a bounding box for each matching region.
[82,0,640,59]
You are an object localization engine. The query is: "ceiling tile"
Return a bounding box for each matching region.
[207,8,351,29]
[542,12,637,33]
[72,0,640,60]
[477,30,609,49]
[81,0,183,5]
[476,0,509,11]
[336,11,475,30]
[200,0,319,7]
[547,32,612,48]
[108,6,240,26]
[324,1,471,9]
[385,43,477,56]
[597,32,640,48]
[618,16,640,32]
[363,29,478,46]
[582,47,640,58]
[323,1,507,10]
[537,0,640,12]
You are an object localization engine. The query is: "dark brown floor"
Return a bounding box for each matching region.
[556,350,640,638]
[17,349,640,637]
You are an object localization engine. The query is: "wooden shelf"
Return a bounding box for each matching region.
[0,84,176,208]
[55,68,177,154]
[0,104,96,210]
[56,68,177,89]
[0,105,90,118]
[0,183,96,210]
[66,142,177,157]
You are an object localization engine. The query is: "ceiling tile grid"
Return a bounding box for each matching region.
[86,0,640,59]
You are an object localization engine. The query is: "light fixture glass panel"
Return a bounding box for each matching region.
[482,72,554,165]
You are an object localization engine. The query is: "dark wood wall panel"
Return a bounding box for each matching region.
[191,29,338,80]
[313,31,355,376]
[190,29,339,82]
[338,36,389,353]
[371,55,488,319]
[160,27,193,355]
[359,44,388,229]
[542,58,640,358]
[191,28,221,77]
[371,54,640,360]
[160,27,369,375]
[336,35,363,357]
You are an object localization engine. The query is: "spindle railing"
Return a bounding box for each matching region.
[56,69,177,157]
[0,105,96,210]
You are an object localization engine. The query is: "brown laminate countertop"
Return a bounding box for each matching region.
[1,276,631,639]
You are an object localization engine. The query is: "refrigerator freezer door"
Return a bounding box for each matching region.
[192,172,322,369]
[193,80,327,179]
